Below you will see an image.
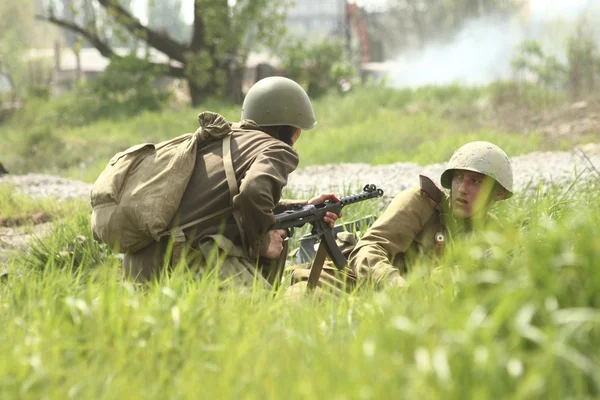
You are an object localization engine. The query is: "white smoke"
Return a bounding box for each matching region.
[387,16,525,87]
[380,0,599,88]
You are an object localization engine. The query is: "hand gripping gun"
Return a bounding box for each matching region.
[273,184,384,289]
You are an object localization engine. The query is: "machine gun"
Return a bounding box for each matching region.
[274,184,384,288]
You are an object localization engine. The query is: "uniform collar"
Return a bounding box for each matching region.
[235,119,283,141]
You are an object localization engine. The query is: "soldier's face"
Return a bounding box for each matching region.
[451,170,496,219]
[291,128,302,145]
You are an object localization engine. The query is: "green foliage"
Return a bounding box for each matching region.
[42,0,292,104]
[0,95,239,179]
[280,39,358,98]
[23,212,114,273]
[181,0,291,98]
[26,85,51,101]
[231,0,290,51]
[183,49,217,89]
[0,84,582,179]
[0,0,34,91]
[1,184,600,398]
[0,184,113,272]
[511,40,568,88]
[511,22,600,98]
[566,24,600,97]
[88,55,171,113]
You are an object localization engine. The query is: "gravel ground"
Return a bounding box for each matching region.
[0,143,599,203]
[287,143,600,199]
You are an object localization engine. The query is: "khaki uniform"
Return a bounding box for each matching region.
[123,114,303,286]
[348,175,497,288]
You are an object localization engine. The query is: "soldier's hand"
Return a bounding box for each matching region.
[259,229,287,259]
[307,193,342,228]
[386,273,408,289]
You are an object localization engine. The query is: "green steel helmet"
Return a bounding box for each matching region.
[241,77,317,130]
[440,141,514,199]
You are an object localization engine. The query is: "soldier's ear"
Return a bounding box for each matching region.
[494,186,507,201]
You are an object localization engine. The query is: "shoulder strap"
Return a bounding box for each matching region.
[222,133,237,203]
[222,133,249,256]
[419,174,444,205]
[164,133,247,266]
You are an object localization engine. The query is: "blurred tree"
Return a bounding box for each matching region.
[0,0,34,89]
[511,40,567,88]
[280,39,357,98]
[511,20,600,99]
[566,22,598,97]
[37,0,290,105]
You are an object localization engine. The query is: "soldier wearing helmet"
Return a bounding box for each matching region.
[348,141,513,289]
[123,77,340,286]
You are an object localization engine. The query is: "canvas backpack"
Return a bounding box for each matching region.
[90,112,241,256]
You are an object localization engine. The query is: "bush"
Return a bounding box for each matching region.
[566,24,599,98]
[87,54,172,113]
[279,39,358,98]
[511,21,600,99]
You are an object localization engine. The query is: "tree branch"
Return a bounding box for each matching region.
[96,0,188,62]
[35,14,115,58]
[36,13,185,80]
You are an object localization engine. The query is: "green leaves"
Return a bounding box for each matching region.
[183,49,214,88]
[279,39,357,98]
[89,54,171,112]
[0,0,34,89]
[511,23,600,97]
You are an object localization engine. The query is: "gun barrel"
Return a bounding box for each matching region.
[340,184,384,207]
[273,184,384,236]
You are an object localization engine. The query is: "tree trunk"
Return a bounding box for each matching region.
[227,65,244,104]
[188,79,221,107]
[188,81,204,106]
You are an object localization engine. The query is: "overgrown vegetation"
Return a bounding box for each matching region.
[0,81,581,182]
[1,0,598,395]
[1,175,599,398]
[88,55,172,113]
[279,39,357,98]
[511,20,600,99]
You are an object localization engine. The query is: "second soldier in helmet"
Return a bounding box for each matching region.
[348,141,514,289]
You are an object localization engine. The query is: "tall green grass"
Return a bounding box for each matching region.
[1,181,599,398]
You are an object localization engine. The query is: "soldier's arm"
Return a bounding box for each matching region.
[233,142,299,258]
[273,198,308,214]
[348,187,437,287]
